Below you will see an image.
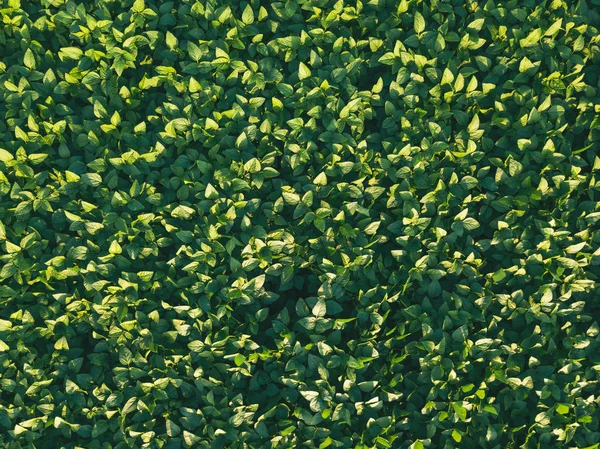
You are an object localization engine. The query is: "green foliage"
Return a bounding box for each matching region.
[0,0,599,448]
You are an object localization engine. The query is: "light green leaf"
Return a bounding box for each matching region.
[414,11,425,34]
[188,42,202,61]
[364,221,381,235]
[545,18,562,36]
[242,4,254,24]
[24,48,35,69]
[166,31,178,50]
[468,114,480,133]
[60,47,83,60]
[312,299,327,317]
[171,205,195,219]
[205,183,219,199]
[378,52,397,65]
[81,173,102,187]
[298,62,311,80]
[282,191,300,205]
[441,68,454,85]
[463,217,480,230]
[54,336,69,350]
[520,28,542,48]
[314,172,327,185]
[132,0,145,12]
[244,158,262,173]
[467,18,485,31]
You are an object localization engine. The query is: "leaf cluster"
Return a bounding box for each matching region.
[0,0,599,448]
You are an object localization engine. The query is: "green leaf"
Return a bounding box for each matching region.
[82,71,101,89]
[452,402,467,420]
[171,205,195,219]
[132,0,145,13]
[282,191,300,205]
[242,4,254,24]
[54,336,69,351]
[378,53,397,65]
[314,172,327,185]
[0,148,14,162]
[166,31,178,50]
[81,173,102,187]
[414,11,425,34]
[166,419,181,437]
[234,353,245,366]
[24,48,35,69]
[452,325,468,343]
[319,437,333,448]
[565,242,586,254]
[520,28,542,48]
[188,42,202,61]
[205,183,219,199]
[244,158,262,173]
[463,217,480,230]
[205,117,219,130]
[188,341,205,352]
[298,62,311,80]
[364,221,381,235]
[467,18,485,31]
[545,18,562,36]
[468,114,480,133]
[441,67,454,85]
[60,47,83,60]
[312,299,327,317]
[109,240,122,255]
[492,269,506,282]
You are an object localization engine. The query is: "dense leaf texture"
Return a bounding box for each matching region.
[1,0,600,448]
